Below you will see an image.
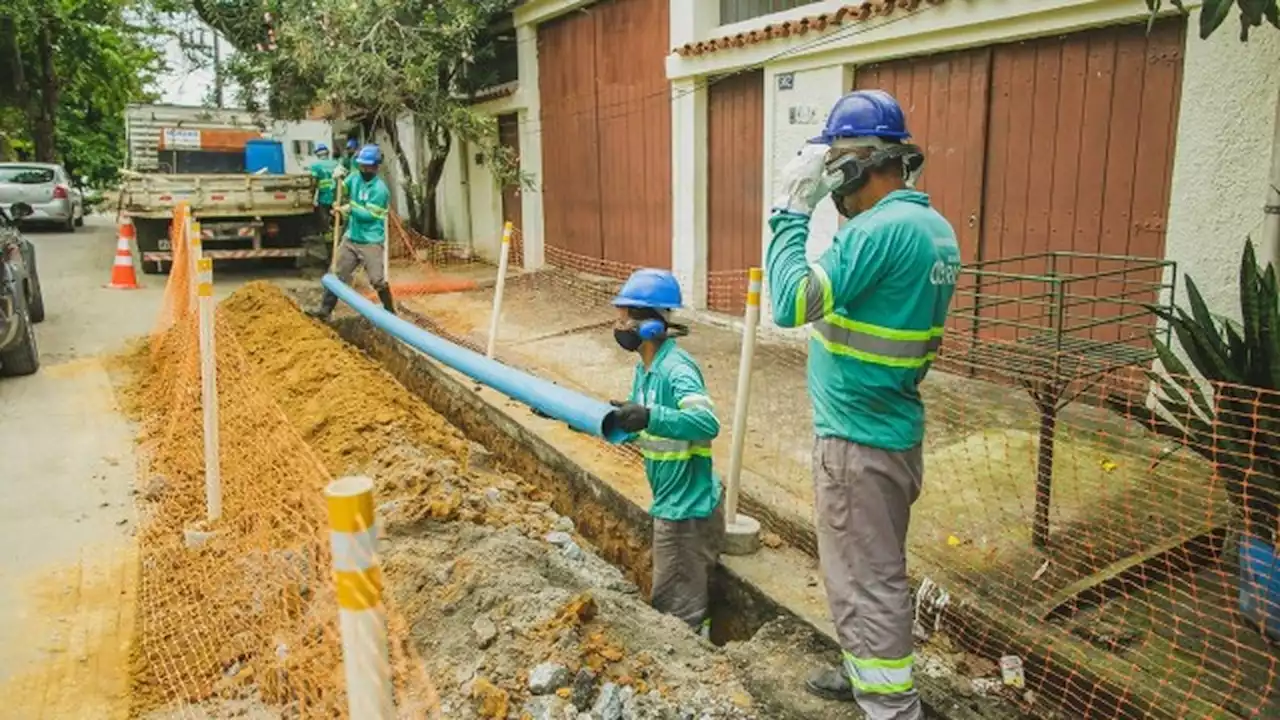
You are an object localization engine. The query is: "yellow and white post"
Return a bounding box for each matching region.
[723,268,763,556]
[326,476,395,720]
[188,216,202,308]
[485,221,515,358]
[196,255,222,522]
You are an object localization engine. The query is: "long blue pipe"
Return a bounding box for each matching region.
[321,274,628,444]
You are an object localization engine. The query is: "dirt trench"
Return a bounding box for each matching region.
[203,282,870,720]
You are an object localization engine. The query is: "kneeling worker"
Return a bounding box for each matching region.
[308,143,396,318]
[608,269,724,638]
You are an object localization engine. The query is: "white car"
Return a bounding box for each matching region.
[0,163,84,232]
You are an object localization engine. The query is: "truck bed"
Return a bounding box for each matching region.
[121,172,315,219]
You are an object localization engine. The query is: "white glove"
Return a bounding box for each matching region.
[772,143,834,217]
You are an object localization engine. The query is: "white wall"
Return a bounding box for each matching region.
[1163,27,1280,320]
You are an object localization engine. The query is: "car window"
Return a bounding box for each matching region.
[0,167,55,184]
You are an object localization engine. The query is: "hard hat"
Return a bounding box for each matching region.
[613,268,683,310]
[355,144,382,166]
[346,138,359,150]
[315,143,329,154]
[811,89,910,144]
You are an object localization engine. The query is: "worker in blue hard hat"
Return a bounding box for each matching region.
[308,143,395,319]
[765,89,961,716]
[608,268,723,638]
[308,143,340,236]
[339,137,360,174]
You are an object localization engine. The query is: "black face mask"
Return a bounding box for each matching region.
[613,328,643,352]
[360,168,377,181]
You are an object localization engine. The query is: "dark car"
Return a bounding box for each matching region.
[0,203,44,376]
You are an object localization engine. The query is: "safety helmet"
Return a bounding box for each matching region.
[355,144,382,166]
[613,268,682,310]
[315,143,329,155]
[811,89,910,144]
[346,138,359,150]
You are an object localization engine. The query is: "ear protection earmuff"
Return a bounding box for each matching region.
[827,142,925,207]
[637,319,666,341]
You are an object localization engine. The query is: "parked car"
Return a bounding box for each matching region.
[0,203,43,376]
[0,162,84,232]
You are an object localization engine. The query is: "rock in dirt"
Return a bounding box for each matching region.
[521,694,571,720]
[472,615,498,649]
[141,475,168,501]
[593,682,626,720]
[545,531,573,546]
[529,662,572,695]
[553,516,576,533]
[468,441,497,472]
[570,668,597,710]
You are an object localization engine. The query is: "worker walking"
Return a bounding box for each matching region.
[608,269,724,638]
[765,90,961,718]
[308,143,340,234]
[307,143,396,318]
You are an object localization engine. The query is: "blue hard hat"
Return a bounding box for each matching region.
[346,138,359,149]
[355,144,381,166]
[315,143,329,154]
[811,89,910,144]
[613,268,682,310]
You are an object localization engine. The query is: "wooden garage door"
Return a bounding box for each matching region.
[538,0,672,273]
[707,69,765,314]
[979,19,1184,344]
[497,112,524,265]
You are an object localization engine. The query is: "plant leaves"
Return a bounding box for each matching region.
[1184,276,1232,360]
[1152,337,1215,418]
[1200,0,1237,38]
[1169,307,1243,383]
[1261,264,1280,388]
[1241,239,1263,355]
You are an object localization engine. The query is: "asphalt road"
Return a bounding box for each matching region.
[0,216,308,718]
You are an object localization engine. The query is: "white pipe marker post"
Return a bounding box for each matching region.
[187,215,200,308]
[196,255,222,522]
[326,476,396,720]
[485,221,515,359]
[722,268,763,556]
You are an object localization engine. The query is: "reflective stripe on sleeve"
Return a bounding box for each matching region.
[812,318,944,369]
[794,264,833,326]
[842,651,914,695]
[636,432,713,462]
[677,394,715,411]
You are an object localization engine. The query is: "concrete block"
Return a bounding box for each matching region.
[722,514,761,556]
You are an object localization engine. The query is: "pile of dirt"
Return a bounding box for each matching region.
[211,283,765,718]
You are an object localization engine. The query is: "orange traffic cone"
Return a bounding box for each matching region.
[106,219,140,290]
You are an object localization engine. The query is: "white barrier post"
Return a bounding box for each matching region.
[196,255,222,522]
[485,221,514,359]
[326,476,395,720]
[722,267,762,556]
[188,215,201,308]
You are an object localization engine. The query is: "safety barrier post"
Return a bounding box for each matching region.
[723,268,762,556]
[196,255,222,521]
[326,476,396,720]
[188,215,202,308]
[485,221,515,358]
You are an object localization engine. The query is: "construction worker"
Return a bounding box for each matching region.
[339,137,360,174]
[765,90,961,717]
[307,143,396,318]
[308,143,339,234]
[608,268,724,638]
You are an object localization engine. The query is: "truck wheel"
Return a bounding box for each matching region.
[62,215,76,233]
[0,290,40,376]
[142,260,169,275]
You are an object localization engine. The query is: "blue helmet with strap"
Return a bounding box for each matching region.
[355,144,382,166]
[346,138,359,150]
[814,90,924,207]
[315,142,329,155]
[613,268,683,340]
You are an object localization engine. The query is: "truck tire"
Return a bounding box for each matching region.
[0,289,40,376]
[134,218,170,275]
[142,260,169,275]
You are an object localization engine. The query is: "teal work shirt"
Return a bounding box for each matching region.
[626,339,722,521]
[343,173,390,245]
[309,158,340,205]
[766,190,962,451]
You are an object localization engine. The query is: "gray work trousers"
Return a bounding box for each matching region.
[814,437,924,720]
[334,239,387,291]
[651,498,725,630]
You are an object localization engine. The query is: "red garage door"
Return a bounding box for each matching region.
[707,69,765,314]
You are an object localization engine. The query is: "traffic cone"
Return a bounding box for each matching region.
[106,219,140,290]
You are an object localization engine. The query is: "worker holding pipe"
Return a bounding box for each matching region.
[764,90,961,717]
[608,268,724,639]
[307,143,396,318]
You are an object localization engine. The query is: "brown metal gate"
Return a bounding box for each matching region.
[707,69,765,314]
[497,113,524,264]
[538,0,672,273]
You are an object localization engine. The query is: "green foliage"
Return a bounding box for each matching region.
[1144,0,1280,40]
[192,0,527,237]
[0,0,164,184]
[1113,240,1280,544]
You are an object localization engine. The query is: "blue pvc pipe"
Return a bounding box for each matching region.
[321,274,628,444]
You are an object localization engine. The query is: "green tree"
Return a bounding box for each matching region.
[192,0,524,238]
[0,0,164,183]
[1145,0,1279,39]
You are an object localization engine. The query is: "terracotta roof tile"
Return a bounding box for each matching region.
[674,0,942,58]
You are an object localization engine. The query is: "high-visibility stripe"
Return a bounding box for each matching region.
[330,527,379,572]
[327,491,376,533]
[794,265,833,326]
[317,180,335,189]
[677,394,715,411]
[352,202,388,219]
[843,652,914,695]
[197,282,213,297]
[636,432,713,462]
[811,319,944,369]
[747,267,762,307]
[335,566,383,611]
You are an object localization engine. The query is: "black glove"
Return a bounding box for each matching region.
[609,400,650,433]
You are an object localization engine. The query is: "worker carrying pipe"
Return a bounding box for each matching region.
[765,89,962,717]
[308,143,396,319]
[608,268,724,639]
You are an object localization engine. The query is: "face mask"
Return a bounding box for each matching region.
[360,168,377,181]
[614,328,642,352]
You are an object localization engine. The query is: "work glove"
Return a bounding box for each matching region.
[609,400,651,434]
[332,204,349,218]
[772,143,835,217]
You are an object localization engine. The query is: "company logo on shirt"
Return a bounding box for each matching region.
[929,258,961,286]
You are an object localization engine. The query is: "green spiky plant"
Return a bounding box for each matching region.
[1112,239,1280,546]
